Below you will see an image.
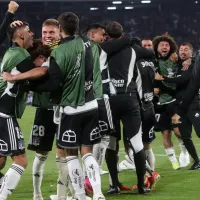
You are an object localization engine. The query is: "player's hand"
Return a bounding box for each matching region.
[170,52,178,64]
[154,88,160,97]
[10,20,23,28]
[130,37,142,47]
[2,72,15,82]
[8,1,19,14]
[182,58,192,71]
[155,72,164,81]
[172,113,181,124]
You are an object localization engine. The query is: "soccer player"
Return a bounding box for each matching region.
[156,43,200,169]
[119,39,156,172]
[0,22,48,200]
[86,23,135,193]
[51,13,105,200]
[0,0,21,186]
[105,21,152,194]
[153,34,189,170]
[119,38,160,189]
[86,23,112,176]
[27,19,61,200]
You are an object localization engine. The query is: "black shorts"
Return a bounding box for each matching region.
[156,101,176,131]
[110,93,141,141]
[98,98,114,136]
[153,100,162,132]
[28,108,57,152]
[0,117,25,156]
[57,109,101,149]
[141,103,156,144]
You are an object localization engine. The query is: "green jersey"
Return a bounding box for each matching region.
[0,46,31,118]
[158,59,177,104]
[51,36,102,113]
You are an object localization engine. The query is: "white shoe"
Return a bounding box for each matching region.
[93,193,106,200]
[119,160,135,171]
[50,195,91,200]
[69,196,91,200]
[100,168,109,175]
[179,151,190,167]
[34,194,43,200]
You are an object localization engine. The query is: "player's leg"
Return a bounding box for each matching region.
[105,120,121,194]
[0,117,27,200]
[81,109,105,200]
[121,95,150,194]
[159,104,179,169]
[93,97,113,174]
[182,104,200,169]
[28,108,56,200]
[173,127,190,168]
[119,136,135,172]
[57,112,87,200]
[0,156,7,188]
[141,106,156,171]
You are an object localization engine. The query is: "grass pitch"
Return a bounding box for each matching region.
[4,106,200,200]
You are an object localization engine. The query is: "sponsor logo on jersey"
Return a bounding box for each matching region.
[111,79,124,88]
[144,92,154,102]
[141,61,154,68]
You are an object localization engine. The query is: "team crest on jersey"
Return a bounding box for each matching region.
[18,140,25,150]
[62,130,76,143]
[99,121,108,132]
[85,81,93,91]
[32,137,40,146]
[90,127,100,141]
[167,68,175,77]
[0,139,8,152]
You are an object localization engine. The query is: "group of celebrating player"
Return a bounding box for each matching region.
[0,1,199,200]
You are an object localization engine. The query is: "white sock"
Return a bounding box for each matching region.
[32,153,48,197]
[0,164,24,199]
[93,135,109,168]
[178,139,187,154]
[66,156,86,200]
[165,147,178,164]
[82,153,102,196]
[82,163,88,178]
[145,148,155,171]
[56,156,69,200]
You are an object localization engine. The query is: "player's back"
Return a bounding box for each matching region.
[51,36,96,108]
[108,46,138,94]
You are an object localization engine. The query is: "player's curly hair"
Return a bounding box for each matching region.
[27,39,51,61]
[153,33,178,58]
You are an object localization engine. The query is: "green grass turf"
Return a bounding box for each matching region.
[4,106,200,199]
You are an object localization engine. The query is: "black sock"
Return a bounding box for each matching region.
[105,148,120,187]
[183,138,199,163]
[134,149,146,188]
